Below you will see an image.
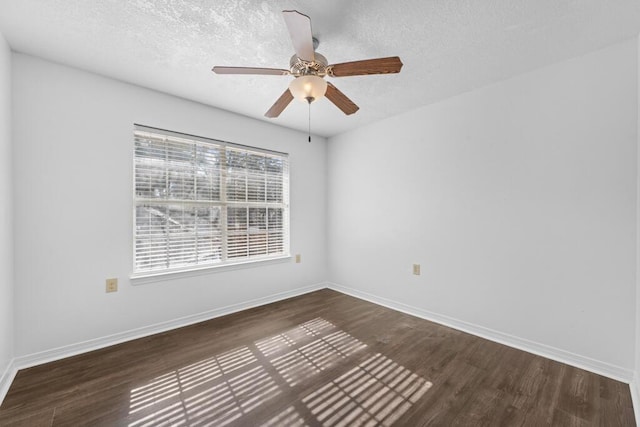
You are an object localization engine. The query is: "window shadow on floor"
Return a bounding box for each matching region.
[127,317,432,426]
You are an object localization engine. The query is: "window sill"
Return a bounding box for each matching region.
[130,255,292,285]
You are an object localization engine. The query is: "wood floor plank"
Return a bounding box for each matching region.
[0,289,634,426]
[0,405,54,427]
[598,378,636,426]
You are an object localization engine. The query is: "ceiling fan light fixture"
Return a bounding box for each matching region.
[289,75,327,103]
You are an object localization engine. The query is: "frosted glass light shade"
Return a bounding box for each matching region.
[289,75,327,103]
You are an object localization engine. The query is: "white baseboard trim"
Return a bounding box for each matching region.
[631,377,640,425]
[13,282,327,372]
[327,282,634,383]
[0,358,17,406]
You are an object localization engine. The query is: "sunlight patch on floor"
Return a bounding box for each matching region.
[302,353,432,426]
[260,318,367,386]
[261,405,308,427]
[128,318,431,426]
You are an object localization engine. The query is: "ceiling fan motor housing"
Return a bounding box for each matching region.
[290,53,328,77]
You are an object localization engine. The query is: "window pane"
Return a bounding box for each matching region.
[249,207,267,256]
[135,204,169,271]
[135,137,167,199]
[166,140,195,200]
[266,157,283,202]
[135,203,221,271]
[247,154,266,202]
[268,208,284,254]
[196,207,222,263]
[227,207,248,259]
[226,149,247,201]
[195,145,221,200]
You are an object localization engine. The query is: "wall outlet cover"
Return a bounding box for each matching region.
[106,278,118,293]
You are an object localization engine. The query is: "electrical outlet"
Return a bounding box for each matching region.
[106,278,118,293]
[295,254,301,263]
[412,264,421,276]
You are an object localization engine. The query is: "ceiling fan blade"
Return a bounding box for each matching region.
[212,66,290,76]
[325,82,359,115]
[282,10,315,62]
[265,89,294,118]
[329,56,403,77]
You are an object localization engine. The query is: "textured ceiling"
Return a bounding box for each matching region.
[0,1,639,137]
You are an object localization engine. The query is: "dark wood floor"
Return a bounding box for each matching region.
[0,289,635,426]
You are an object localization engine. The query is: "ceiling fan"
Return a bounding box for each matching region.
[212,10,403,118]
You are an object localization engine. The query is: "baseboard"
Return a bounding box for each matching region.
[631,376,640,425]
[0,358,17,405]
[14,282,327,371]
[327,282,634,383]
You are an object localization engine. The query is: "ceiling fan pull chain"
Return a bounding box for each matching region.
[308,101,311,143]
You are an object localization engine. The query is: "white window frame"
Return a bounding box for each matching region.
[131,124,290,279]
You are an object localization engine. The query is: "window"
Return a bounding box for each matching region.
[133,125,289,276]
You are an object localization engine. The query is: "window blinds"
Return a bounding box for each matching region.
[133,125,290,275]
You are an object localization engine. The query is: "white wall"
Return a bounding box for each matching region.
[0,33,14,383]
[328,38,638,376]
[12,53,327,357]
